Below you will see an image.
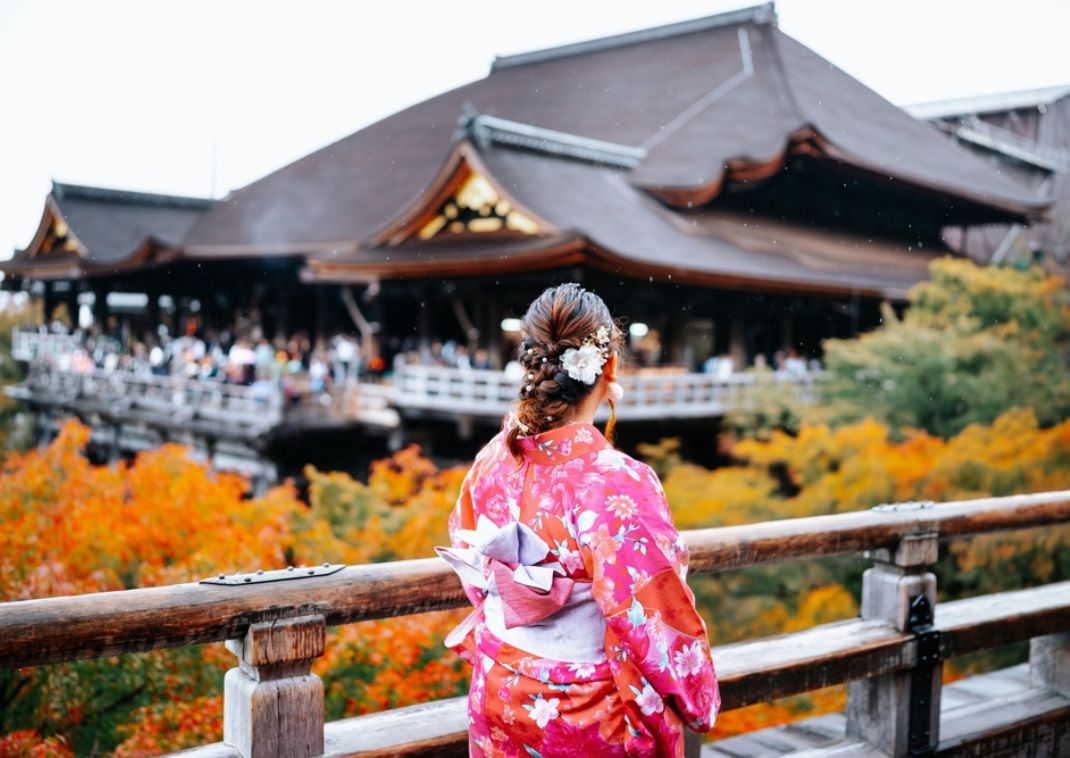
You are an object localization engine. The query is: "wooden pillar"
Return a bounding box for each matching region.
[93,284,108,332]
[846,532,940,757]
[314,286,327,352]
[728,315,746,370]
[1031,632,1070,698]
[147,292,160,339]
[224,614,325,758]
[275,269,290,342]
[43,281,56,324]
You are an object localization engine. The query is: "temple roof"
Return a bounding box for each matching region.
[4,182,213,279]
[4,5,1050,296]
[905,84,1070,121]
[305,138,938,298]
[183,3,1045,255]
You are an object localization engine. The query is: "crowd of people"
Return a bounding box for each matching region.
[25,322,380,403]
[25,321,821,403]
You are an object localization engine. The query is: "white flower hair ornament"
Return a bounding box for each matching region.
[560,325,613,386]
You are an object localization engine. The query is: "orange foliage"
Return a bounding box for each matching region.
[4,406,1070,752]
[0,422,297,600]
[0,730,75,758]
[0,424,467,755]
[711,685,847,739]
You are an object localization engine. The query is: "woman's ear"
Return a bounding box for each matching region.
[604,352,618,383]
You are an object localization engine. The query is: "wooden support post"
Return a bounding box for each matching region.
[1031,632,1070,698]
[223,614,325,758]
[728,315,746,370]
[684,728,703,758]
[846,532,940,758]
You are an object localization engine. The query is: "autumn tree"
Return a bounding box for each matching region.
[820,258,1070,437]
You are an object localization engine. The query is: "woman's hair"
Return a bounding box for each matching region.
[506,283,624,459]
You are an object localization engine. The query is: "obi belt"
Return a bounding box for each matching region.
[437,515,606,663]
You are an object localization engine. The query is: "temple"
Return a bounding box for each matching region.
[906,84,1070,265]
[1,4,1048,482]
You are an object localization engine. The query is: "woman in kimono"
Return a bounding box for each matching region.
[437,284,719,757]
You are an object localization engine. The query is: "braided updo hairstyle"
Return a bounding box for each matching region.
[506,283,625,459]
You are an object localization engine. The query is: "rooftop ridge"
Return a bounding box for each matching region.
[52,181,215,210]
[461,112,647,169]
[942,116,1070,173]
[491,3,775,72]
[904,84,1070,120]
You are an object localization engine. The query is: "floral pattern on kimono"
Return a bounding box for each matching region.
[445,421,720,757]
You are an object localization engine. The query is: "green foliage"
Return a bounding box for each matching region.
[0,296,36,451]
[819,258,1070,437]
[723,368,808,440]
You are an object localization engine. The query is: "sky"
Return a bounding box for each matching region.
[1,0,1068,261]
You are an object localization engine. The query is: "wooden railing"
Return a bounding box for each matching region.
[392,364,819,420]
[10,328,82,362]
[14,365,285,438]
[2,492,1070,757]
[10,358,818,442]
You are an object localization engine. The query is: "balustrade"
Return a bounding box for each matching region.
[2,492,1070,757]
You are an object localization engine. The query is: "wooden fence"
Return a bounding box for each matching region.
[2,492,1070,756]
[11,329,821,434]
[392,364,819,421]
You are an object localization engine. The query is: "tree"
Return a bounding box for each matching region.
[820,258,1070,437]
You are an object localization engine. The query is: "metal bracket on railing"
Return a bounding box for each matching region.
[872,500,936,513]
[907,593,941,757]
[199,563,345,585]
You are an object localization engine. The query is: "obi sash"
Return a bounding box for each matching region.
[437,515,607,663]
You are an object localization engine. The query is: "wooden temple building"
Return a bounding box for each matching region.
[906,84,1070,265]
[1,3,1048,483]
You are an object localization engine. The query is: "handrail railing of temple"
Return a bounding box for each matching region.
[391,364,821,420]
[10,328,82,362]
[9,363,819,441]
[18,365,284,432]
[2,491,1070,757]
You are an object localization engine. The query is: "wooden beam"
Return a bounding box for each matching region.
[167,579,1070,757]
[3,493,1070,669]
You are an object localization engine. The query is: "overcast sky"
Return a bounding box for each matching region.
[1,0,1068,260]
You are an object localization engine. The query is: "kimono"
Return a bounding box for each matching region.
[437,422,720,757]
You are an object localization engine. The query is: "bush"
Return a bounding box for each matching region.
[820,259,1070,437]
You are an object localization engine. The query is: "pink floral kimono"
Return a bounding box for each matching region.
[438,422,719,757]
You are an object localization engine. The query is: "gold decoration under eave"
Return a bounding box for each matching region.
[36,213,83,257]
[417,172,539,240]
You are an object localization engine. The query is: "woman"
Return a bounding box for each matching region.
[437,284,720,756]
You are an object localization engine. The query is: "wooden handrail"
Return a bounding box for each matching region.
[174,580,1070,757]
[2,491,1070,670]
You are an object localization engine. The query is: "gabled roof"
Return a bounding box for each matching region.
[183,3,1046,256]
[3,182,213,279]
[305,138,941,299]
[904,84,1070,120]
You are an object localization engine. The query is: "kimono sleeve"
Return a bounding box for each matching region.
[448,463,488,608]
[576,454,720,733]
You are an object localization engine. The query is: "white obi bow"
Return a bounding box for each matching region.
[436,514,565,592]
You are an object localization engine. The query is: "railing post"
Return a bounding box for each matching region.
[846,529,941,757]
[1030,632,1070,697]
[223,614,326,758]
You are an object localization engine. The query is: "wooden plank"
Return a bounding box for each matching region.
[934,686,1070,757]
[686,491,1070,574]
[4,494,1070,669]
[936,581,1070,658]
[705,665,1070,758]
[716,619,913,710]
[0,558,467,669]
[174,619,910,758]
[323,697,468,757]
